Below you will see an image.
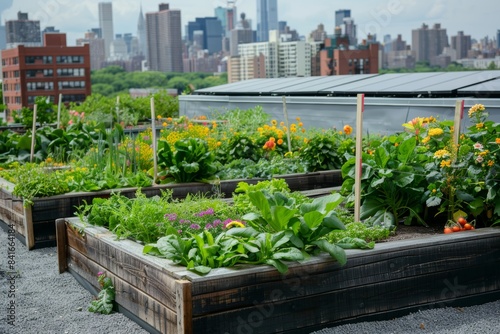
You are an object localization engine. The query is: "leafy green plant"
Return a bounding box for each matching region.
[299,131,345,171]
[88,271,115,315]
[157,138,217,183]
[341,133,428,227]
[14,96,56,127]
[328,222,391,245]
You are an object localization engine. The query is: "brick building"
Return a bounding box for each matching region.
[1,33,91,117]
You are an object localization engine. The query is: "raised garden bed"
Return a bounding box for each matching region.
[57,217,500,334]
[0,170,342,249]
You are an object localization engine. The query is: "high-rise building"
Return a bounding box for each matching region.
[256,0,278,42]
[309,24,327,42]
[411,23,449,63]
[146,3,183,72]
[230,13,254,56]
[137,4,148,58]
[451,31,472,60]
[76,31,106,71]
[187,17,223,54]
[497,30,500,50]
[342,17,357,46]
[1,33,91,115]
[215,4,237,36]
[98,2,114,60]
[5,12,41,48]
[335,9,350,28]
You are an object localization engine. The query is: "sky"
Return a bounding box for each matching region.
[1,0,499,46]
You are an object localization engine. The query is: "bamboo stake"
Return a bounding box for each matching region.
[453,100,464,147]
[150,97,158,184]
[282,96,292,154]
[354,94,365,223]
[30,104,38,163]
[57,93,62,128]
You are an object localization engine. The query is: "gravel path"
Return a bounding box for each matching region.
[1,225,499,334]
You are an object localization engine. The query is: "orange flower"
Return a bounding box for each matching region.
[277,138,284,145]
[343,125,353,135]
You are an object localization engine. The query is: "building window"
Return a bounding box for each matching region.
[26,69,54,78]
[28,95,55,104]
[14,70,20,77]
[13,57,18,65]
[61,94,86,102]
[2,71,7,78]
[56,68,85,77]
[15,97,21,104]
[27,82,54,91]
[15,83,20,91]
[56,56,84,64]
[3,83,8,91]
[58,81,85,89]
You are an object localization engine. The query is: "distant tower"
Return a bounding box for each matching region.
[146,3,183,72]
[137,3,148,58]
[5,11,42,48]
[256,0,278,42]
[98,2,114,60]
[335,9,350,28]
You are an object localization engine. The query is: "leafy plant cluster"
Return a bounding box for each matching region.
[341,106,499,227]
[88,271,115,315]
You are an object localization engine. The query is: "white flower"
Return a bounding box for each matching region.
[473,142,483,150]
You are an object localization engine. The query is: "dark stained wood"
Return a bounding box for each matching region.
[56,218,68,274]
[176,280,193,334]
[67,247,177,333]
[60,217,500,334]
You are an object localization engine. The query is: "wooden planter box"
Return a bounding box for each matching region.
[0,170,342,250]
[57,217,500,334]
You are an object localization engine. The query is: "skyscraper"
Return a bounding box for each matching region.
[335,9,350,28]
[146,3,183,72]
[98,2,114,60]
[137,4,148,58]
[256,0,278,42]
[5,12,41,48]
[412,23,449,63]
[451,31,471,59]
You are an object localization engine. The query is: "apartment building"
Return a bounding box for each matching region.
[1,33,91,115]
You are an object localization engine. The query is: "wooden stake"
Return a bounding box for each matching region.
[56,218,68,273]
[354,94,365,223]
[116,95,120,125]
[453,100,464,147]
[282,96,292,154]
[30,104,38,163]
[57,93,62,128]
[150,97,158,184]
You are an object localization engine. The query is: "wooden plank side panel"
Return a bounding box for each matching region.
[64,219,181,311]
[67,247,177,333]
[190,233,500,315]
[192,263,500,334]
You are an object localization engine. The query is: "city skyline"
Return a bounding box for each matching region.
[1,0,498,47]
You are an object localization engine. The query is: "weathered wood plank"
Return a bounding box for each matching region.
[191,263,500,334]
[175,280,193,334]
[23,206,35,249]
[67,247,177,333]
[56,218,68,274]
[65,219,183,311]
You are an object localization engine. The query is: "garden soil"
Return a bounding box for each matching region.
[1,224,499,334]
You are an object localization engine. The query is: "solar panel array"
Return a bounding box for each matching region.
[195,71,500,97]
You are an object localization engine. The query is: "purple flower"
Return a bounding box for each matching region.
[189,224,201,230]
[205,223,213,229]
[212,219,222,227]
[179,219,191,224]
[97,271,104,277]
[178,229,183,234]
[196,208,215,217]
[164,213,178,221]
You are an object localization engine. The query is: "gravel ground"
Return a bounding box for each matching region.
[1,225,499,334]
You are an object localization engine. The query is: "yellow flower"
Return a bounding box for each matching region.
[434,149,450,159]
[271,120,277,126]
[343,125,353,135]
[280,121,285,127]
[157,115,162,119]
[226,221,245,229]
[476,122,484,129]
[468,104,485,117]
[428,128,444,137]
[162,122,167,127]
[487,160,494,167]
[440,159,451,168]
[422,136,431,144]
[296,117,301,122]
[394,142,399,147]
